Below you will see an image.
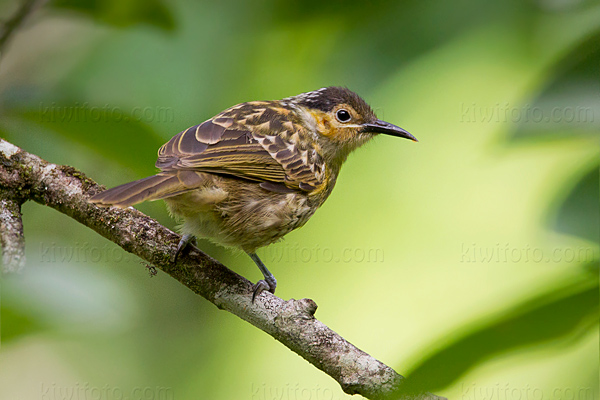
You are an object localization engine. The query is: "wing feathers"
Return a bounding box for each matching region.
[155,102,323,192]
[195,120,227,144]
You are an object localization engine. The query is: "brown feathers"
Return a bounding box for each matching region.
[155,101,324,192]
[89,87,414,297]
[90,171,212,208]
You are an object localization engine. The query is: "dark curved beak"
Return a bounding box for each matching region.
[362,119,417,142]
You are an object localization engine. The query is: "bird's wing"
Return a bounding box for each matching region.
[156,102,323,192]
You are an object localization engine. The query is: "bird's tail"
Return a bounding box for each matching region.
[89,171,206,208]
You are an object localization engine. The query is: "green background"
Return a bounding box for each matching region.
[0,0,598,399]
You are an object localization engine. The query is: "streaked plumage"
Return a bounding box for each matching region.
[90,87,416,300]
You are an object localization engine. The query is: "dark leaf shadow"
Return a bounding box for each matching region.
[397,276,598,394]
[51,0,176,31]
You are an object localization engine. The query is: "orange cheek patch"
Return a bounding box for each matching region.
[308,111,333,136]
[309,111,355,142]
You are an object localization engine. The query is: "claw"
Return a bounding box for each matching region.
[251,275,277,302]
[248,252,277,303]
[252,280,270,303]
[173,234,196,263]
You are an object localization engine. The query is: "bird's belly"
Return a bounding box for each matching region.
[165,182,317,252]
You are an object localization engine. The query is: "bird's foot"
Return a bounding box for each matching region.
[252,275,277,303]
[173,234,196,263]
[248,252,277,303]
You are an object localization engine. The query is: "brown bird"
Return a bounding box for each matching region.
[90,87,416,301]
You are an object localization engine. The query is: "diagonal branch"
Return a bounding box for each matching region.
[0,2,443,398]
[0,138,445,400]
[0,0,47,55]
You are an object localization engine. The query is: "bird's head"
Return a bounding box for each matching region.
[287,87,417,164]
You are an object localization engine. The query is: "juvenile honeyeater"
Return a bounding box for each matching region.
[90,87,417,301]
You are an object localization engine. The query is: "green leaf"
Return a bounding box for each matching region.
[399,277,599,393]
[509,37,600,142]
[0,301,47,344]
[52,0,176,31]
[552,165,600,243]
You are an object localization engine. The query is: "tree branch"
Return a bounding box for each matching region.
[0,196,25,273]
[0,0,46,56]
[0,138,445,400]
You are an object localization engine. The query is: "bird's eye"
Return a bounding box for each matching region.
[335,109,352,123]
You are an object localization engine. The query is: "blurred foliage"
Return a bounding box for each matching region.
[52,0,175,30]
[552,165,599,244]
[402,276,598,394]
[399,36,600,394]
[20,102,166,176]
[0,0,598,399]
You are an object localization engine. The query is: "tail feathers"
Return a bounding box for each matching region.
[90,171,206,208]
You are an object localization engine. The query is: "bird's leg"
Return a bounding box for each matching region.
[173,233,196,263]
[248,252,277,302]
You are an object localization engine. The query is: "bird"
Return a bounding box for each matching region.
[89,87,417,301]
